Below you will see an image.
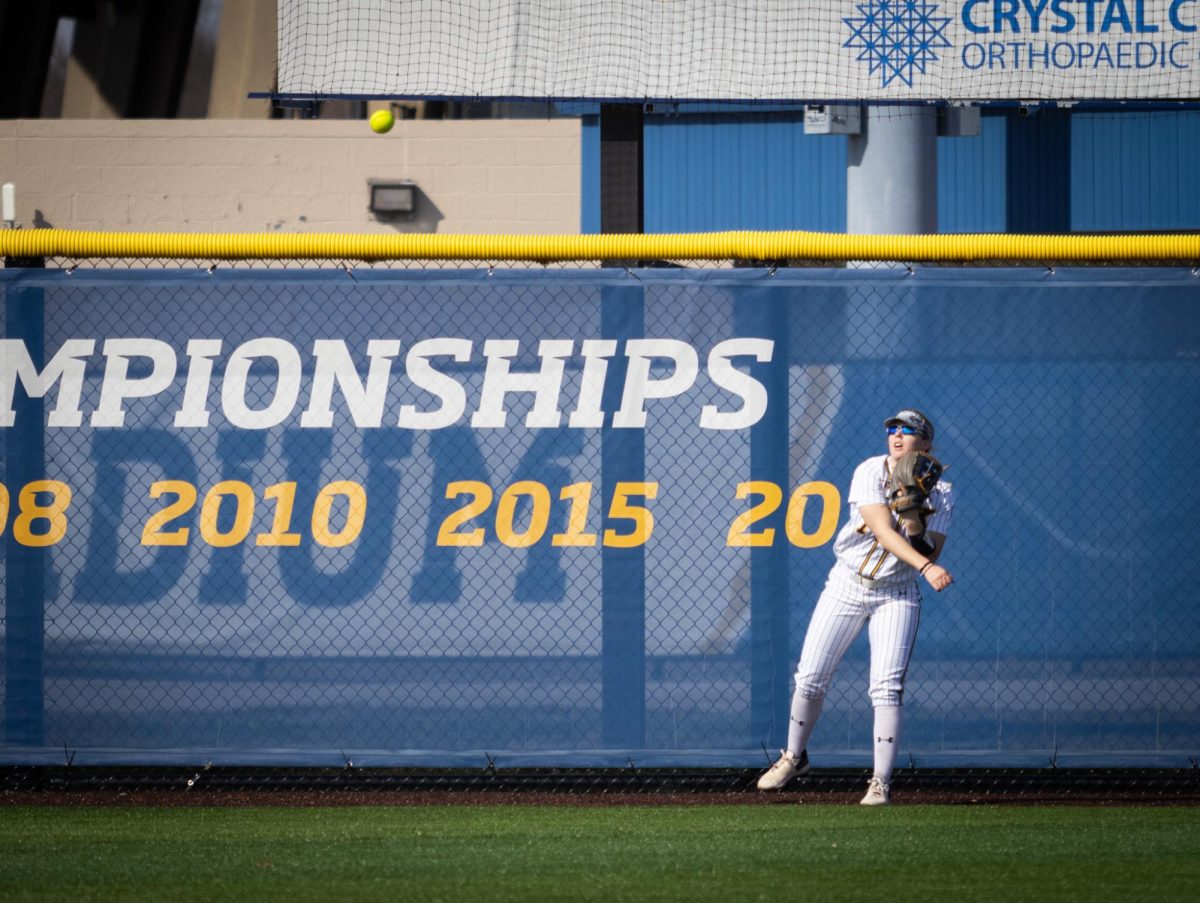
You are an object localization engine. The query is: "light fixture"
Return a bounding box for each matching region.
[368,180,417,219]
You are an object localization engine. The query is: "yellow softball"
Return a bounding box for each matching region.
[369,109,395,134]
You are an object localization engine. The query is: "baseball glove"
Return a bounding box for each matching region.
[887,451,944,517]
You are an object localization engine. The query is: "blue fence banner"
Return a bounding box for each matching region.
[1,266,1198,767]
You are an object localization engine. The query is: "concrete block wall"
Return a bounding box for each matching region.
[0,119,581,234]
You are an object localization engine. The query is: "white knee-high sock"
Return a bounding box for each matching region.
[872,705,903,784]
[786,692,824,756]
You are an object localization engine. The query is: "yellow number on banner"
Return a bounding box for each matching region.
[437,481,493,546]
[552,482,597,547]
[257,482,302,546]
[603,482,658,548]
[12,480,72,547]
[142,480,198,546]
[312,481,367,548]
[784,480,841,548]
[495,480,551,548]
[726,481,783,547]
[0,484,9,537]
[200,480,255,548]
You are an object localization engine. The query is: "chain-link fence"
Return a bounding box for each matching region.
[2,261,1198,777]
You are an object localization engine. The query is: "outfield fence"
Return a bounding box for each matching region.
[2,231,1198,772]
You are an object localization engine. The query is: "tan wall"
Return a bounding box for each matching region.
[0,119,581,234]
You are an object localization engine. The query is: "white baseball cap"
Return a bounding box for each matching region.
[884,408,934,440]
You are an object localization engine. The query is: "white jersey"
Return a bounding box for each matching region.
[831,454,954,586]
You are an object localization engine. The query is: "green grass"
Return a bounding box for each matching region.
[2,804,1198,902]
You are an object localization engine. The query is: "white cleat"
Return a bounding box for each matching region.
[860,777,891,806]
[756,749,810,790]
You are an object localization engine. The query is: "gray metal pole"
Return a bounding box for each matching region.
[847,106,937,234]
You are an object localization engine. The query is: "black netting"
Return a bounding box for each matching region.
[276,0,1200,103]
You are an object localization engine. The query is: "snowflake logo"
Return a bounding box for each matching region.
[843,0,953,88]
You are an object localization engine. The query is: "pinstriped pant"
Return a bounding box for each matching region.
[793,567,922,707]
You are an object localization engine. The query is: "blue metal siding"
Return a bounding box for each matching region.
[937,114,1007,233]
[642,113,846,233]
[1072,111,1200,231]
[581,108,1200,235]
[581,115,601,234]
[601,112,1008,235]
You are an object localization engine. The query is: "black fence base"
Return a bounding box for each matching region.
[3,766,1198,801]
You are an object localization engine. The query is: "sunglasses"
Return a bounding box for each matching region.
[887,425,921,436]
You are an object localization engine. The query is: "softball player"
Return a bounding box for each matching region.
[757,408,954,806]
